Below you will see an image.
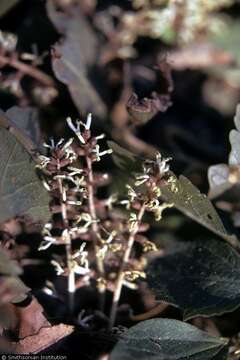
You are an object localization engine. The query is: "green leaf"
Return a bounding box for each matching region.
[0,248,29,306]
[47,1,106,118]
[0,276,29,305]
[0,304,17,328]
[161,174,237,245]
[0,127,50,223]
[110,319,228,360]
[5,106,41,149]
[0,0,20,17]
[146,238,240,320]
[0,248,21,276]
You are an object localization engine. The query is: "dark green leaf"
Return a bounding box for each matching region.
[110,319,228,360]
[146,238,240,320]
[0,0,20,17]
[0,127,50,223]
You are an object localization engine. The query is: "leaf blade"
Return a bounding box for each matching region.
[146,238,240,320]
[110,319,228,360]
[0,126,50,223]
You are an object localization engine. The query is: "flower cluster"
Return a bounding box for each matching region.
[38,115,114,288]
[38,114,174,325]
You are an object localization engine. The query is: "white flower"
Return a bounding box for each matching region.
[37,155,50,169]
[126,185,137,202]
[43,138,65,150]
[134,174,150,186]
[51,260,64,275]
[85,113,92,130]
[66,117,86,144]
[156,152,171,174]
[92,144,113,161]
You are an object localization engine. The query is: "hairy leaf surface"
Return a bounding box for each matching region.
[110,319,228,360]
[0,127,50,223]
[147,238,240,319]
[5,106,41,148]
[161,174,237,245]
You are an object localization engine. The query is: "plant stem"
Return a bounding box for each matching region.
[57,160,75,314]
[108,203,146,329]
[86,155,106,310]
[0,54,54,87]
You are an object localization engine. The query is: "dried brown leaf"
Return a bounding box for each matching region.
[13,297,50,339]
[126,62,173,125]
[12,323,74,354]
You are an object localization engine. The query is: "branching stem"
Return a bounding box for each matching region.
[109,203,146,329]
[0,54,54,87]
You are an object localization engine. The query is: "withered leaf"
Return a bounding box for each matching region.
[126,92,171,125]
[126,62,173,125]
[12,324,74,354]
[12,297,50,339]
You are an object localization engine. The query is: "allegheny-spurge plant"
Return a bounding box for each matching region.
[2,104,240,357]
[3,100,240,357]
[2,1,240,358]
[37,113,174,329]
